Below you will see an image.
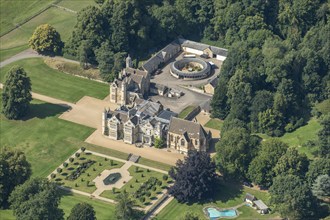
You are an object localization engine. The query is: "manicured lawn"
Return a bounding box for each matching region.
[53,152,124,193]
[0,209,15,220]
[57,0,97,12]
[0,58,109,103]
[0,0,54,35]
[0,45,28,62]
[205,118,224,130]
[178,106,196,119]
[101,166,170,208]
[60,191,116,219]
[156,182,278,219]
[0,97,95,177]
[138,157,172,172]
[0,7,76,55]
[257,118,322,158]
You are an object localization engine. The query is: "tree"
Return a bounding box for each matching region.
[29,24,63,55]
[318,113,330,157]
[115,191,140,220]
[248,139,287,188]
[274,148,309,178]
[270,175,319,220]
[154,137,165,148]
[312,174,330,200]
[169,150,217,203]
[181,212,200,220]
[68,203,96,220]
[216,128,257,180]
[306,158,330,186]
[210,77,229,119]
[258,109,285,137]
[9,178,64,220]
[2,66,32,120]
[0,148,31,208]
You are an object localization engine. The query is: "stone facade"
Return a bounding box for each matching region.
[167,117,211,154]
[102,100,177,146]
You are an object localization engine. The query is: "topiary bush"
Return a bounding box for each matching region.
[75,152,80,158]
[63,162,68,168]
[163,174,168,181]
[51,173,56,179]
[57,168,62,173]
[69,157,74,163]
[81,147,86,152]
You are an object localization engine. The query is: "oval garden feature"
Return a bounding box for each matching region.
[103,173,122,185]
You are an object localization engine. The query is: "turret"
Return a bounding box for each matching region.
[126,54,132,68]
[121,80,127,105]
[102,108,108,135]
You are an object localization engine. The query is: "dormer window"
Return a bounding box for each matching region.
[181,139,185,146]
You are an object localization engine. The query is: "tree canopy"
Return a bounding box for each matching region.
[169,150,217,203]
[9,178,64,220]
[68,203,96,220]
[115,191,142,220]
[0,148,31,208]
[29,24,63,55]
[2,66,32,120]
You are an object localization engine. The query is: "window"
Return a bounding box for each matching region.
[195,139,198,145]
[181,139,185,146]
[170,135,173,142]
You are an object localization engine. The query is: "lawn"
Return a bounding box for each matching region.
[156,182,279,220]
[0,58,109,103]
[257,118,322,158]
[57,0,96,12]
[0,0,55,36]
[0,97,95,177]
[101,166,170,208]
[178,106,196,119]
[0,45,28,62]
[0,7,76,55]
[53,151,124,193]
[205,118,224,130]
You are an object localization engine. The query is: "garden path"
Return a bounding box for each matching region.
[0,48,41,68]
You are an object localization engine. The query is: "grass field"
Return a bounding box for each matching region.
[57,0,96,12]
[0,58,108,103]
[0,45,29,62]
[156,182,279,219]
[1,7,76,50]
[178,106,196,119]
[205,118,224,130]
[60,192,116,219]
[0,0,55,36]
[0,98,95,177]
[257,118,322,158]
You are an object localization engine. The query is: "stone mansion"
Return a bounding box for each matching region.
[103,38,223,153]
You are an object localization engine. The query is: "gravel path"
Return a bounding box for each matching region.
[0,49,42,68]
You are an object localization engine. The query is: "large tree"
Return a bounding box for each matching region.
[306,158,330,186]
[248,139,287,188]
[318,113,330,157]
[68,203,96,220]
[29,24,63,55]
[115,191,141,220]
[274,148,309,178]
[312,174,330,201]
[270,175,319,220]
[2,66,32,120]
[9,178,64,220]
[216,128,257,180]
[169,150,217,203]
[0,148,31,208]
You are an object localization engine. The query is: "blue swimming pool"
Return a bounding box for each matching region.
[206,207,238,219]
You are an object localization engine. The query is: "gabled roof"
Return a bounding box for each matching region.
[209,77,219,88]
[179,38,228,56]
[168,117,208,140]
[245,193,256,201]
[254,200,268,210]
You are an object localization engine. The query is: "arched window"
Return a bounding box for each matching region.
[181,139,185,146]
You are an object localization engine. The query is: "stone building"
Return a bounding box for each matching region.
[102,99,177,146]
[204,77,218,95]
[167,117,211,154]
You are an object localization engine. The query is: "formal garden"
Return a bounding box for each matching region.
[49,147,171,209]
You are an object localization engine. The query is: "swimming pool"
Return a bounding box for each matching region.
[206,207,238,219]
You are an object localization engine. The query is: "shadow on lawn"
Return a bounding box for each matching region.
[22,102,69,120]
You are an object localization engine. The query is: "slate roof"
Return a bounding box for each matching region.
[125,67,148,78]
[254,200,268,210]
[156,110,178,123]
[245,193,256,202]
[209,77,219,88]
[179,38,228,56]
[168,117,208,139]
[136,100,163,117]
